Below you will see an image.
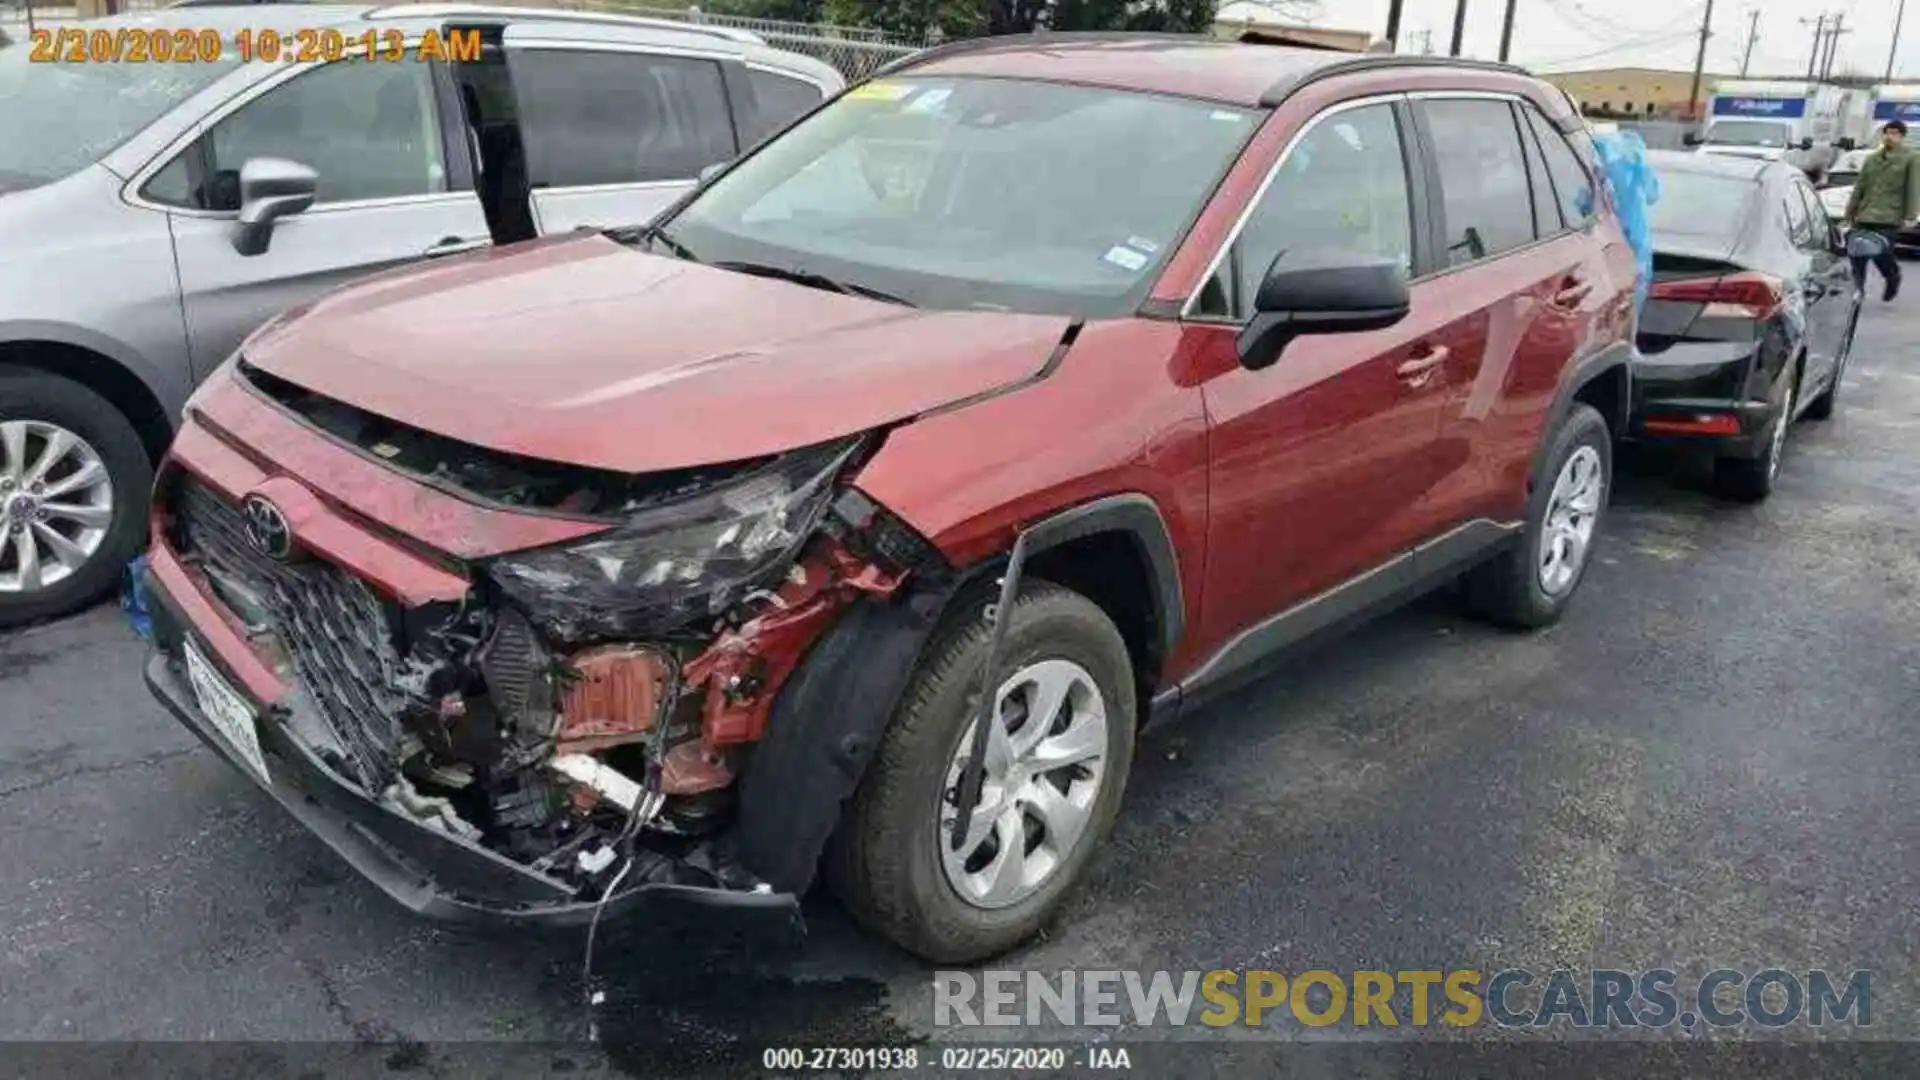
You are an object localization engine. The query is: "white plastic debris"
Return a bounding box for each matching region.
[578,844,618,875]
[550,753,643,811]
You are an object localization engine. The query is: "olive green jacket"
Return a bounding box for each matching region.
[1844,143,1920,227]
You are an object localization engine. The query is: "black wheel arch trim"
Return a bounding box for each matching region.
[1532,341,1633,483]
[733,492,1184,895]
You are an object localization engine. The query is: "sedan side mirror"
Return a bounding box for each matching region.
[231,157,317,257]
[1798,137,1815,151]
[1838,137,1857,151]
[1236,251,1411,371]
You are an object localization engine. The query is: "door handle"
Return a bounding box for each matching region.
[424,236,489,258]
[1396,346,1449,387]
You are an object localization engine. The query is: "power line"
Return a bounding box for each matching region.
[1531,26,1706,70]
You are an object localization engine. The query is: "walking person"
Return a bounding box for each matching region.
[1843,120,1920,300]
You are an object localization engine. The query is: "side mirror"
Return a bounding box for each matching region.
[1798,137,1815,151]
[230,157,317,257]
[1683,131,1704,146]
[1838,137,1857,150]
[1235,251,1410,371]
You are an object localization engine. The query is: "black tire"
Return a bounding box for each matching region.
[1804,319,1853,421]
[1715,370,1799,503]
[826,579,1137,964]
[1462,402,1611,629]
[0,370,154,628]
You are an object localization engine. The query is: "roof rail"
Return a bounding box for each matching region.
[864,30,1215,82]
[363,4,765,44]
[1260,52,1531,106]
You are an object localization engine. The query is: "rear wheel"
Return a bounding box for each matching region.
[1805,315,1855,421]
[1715,373,1796,502]
[0,371,152,628]
[827,580,1136,963]
[1463,403,1611,629]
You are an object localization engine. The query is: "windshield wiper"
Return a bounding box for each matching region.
[711,260,913,306]
[607,222,697,262]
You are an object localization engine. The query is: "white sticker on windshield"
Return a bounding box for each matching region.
[1103,245,1149,271]
[1211,110,1246,122]
[1127,236,1161,254]
[905,87,953,114]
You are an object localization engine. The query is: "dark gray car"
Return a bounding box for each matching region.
[0,3,840,624]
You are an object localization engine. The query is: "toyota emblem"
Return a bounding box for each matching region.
[240,494,294,560]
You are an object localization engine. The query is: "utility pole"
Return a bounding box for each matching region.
[1688,0,1717,123]
[1890,0,1908,81]
[1805,14,1827,78]
[1498,0,1519,62]
[1385,0,1405,51]
[1822,14,1849,81]
[1739,8,1759,76]
[1449,0,1468,56]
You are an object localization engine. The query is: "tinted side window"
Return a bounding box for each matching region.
[1782,185,1816,247]
[198,57,447,211]
[1514,103,1562,236]
[513,49,735,187]
[1194,102,1413,320]
[1423,98,1536,265]
[1793,183,1833,247]
[744,68,824,144]
[1524,106,1596,225]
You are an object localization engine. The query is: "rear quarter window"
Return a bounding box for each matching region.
[745,68,825,144]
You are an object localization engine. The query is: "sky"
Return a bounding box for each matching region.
[1222,0,1918,79]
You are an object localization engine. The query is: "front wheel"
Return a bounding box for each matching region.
[0,371,153,628]
[1463,402,1612,629]
[827,580,1136,964]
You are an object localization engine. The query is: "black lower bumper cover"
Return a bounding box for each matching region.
[143,586,798,930]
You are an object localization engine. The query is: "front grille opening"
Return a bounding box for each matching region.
[237,361,772,517]
[172,477,412,793]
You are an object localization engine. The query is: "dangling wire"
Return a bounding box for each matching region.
[579,644,682,1042]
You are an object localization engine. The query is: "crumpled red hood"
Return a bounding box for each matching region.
[241,233,1071,473]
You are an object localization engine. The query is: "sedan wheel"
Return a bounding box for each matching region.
[0,371,152,628]
[0,420,117,594]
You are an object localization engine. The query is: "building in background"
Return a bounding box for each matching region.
[1543,67,1736,119]
[1211,3,1374,51]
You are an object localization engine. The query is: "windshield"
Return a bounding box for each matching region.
[1649,170,1756,239]
[1703,120,1793,148]
[0,44,244,194]
[659,77,1261,317]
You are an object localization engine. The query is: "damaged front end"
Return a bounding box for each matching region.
[153,423,949,923]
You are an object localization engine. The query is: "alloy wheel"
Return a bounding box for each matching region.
[1768,381,1796,481]
[0,420,116,594]
[1537,444,1604,597]
[939,658,1110,910]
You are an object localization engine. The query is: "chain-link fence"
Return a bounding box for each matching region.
[534,1,927,79]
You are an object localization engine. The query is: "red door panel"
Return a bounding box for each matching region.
[1420,233,1599,527]
[1185,278,1459,649]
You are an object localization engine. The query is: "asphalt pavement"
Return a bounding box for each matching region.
[3,299,1918,1078]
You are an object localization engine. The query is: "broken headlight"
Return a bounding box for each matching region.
[486,437,865,640]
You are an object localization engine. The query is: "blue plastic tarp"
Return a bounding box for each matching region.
[1590,129,1661,315]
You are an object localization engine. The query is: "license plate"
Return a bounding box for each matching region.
[183,639,270,786]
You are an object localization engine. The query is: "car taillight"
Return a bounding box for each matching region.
[1648,272,1786,320]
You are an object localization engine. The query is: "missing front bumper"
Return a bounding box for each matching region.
[142,577,799,930]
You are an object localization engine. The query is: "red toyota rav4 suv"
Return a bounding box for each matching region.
[141,37,1636,962]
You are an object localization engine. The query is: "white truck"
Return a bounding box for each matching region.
[1689,79,1860,173]
[1867,84,1920,131]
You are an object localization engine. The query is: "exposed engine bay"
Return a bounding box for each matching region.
[169,414,949,901]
